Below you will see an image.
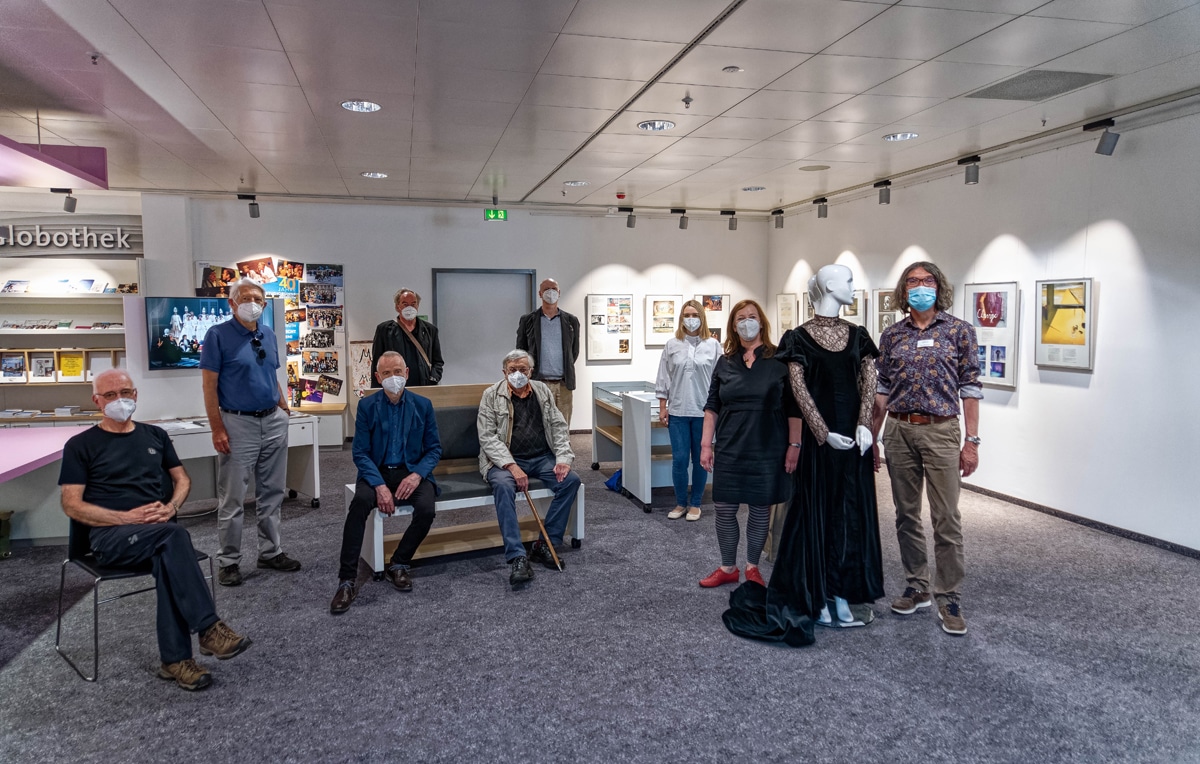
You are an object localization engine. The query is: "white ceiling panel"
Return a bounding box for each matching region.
[570,150,656,169]
[900,98,1032,128]
[1029,0,1199,25]
[507,104,611,133]
[630,83,757,117]
[410,142,494,162]
[814,94,945,125]
[192,82,311,114]
[725,91,852,121]
[688,117,798,140]
[167,46,299,88]
[604,112,714,136]
[414,65,535,104]
[637,153,721,171]
[705,0,890,54]
[417,0,574,32]
[539,35,682,81]
[662,45,811,90]
[416,19,558,72]
[826,6,1016,60]
[767,55,924,94]
[898,0,1047,12]
[562,0,734,43]
[867,61,1024,98]
[267,2,418,54]
[937,16,1130,67]
[412,97,518,129]
[111,0,282,49]
[772,120,883,143]
[662,136,760,157]
[585,133,681,154]
[735,141,837,160]
[411,122,506,145]
[522,75,644,110]
[494,129,593,151]
[1043,5,1200,75]
[289,53,416,96]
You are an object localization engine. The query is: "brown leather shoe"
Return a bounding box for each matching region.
[198,620,252,660]
[330,580,357,614]
[385,564,412,592]
[158,658,212,691]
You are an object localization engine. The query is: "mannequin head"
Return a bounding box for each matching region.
[809,264,854,318]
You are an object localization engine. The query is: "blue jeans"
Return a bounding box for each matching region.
[668,415,707,507]
[487,452,581,562]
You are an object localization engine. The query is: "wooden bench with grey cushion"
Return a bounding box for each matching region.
[351,394,585,576]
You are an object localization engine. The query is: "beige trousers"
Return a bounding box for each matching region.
[542,380,573,429]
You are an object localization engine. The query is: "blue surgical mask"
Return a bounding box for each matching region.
[907,286,937,312]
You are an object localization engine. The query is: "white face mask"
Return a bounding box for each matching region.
[507,371,529,389]
[541,289,560,305]
[236,302,263,322]
[381,375,406,395]
[103,397,136,423]
[399,306,418,321]
[682,317,701,332]
[736,318,761,342]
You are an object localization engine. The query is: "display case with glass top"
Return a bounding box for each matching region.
[590,381,673,511]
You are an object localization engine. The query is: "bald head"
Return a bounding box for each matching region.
[93,368,133,395]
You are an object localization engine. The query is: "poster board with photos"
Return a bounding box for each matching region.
[1035,278,1094,371]
[694,294,730,342]
[776,294,798,334]
[586,294,633,361]
[645,295,684,347]
[964,281,1019,389]
[294,264,346,406]
[872,288,905,340]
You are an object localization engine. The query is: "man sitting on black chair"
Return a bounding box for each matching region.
[59,369,251,691]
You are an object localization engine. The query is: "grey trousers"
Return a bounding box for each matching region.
[216,407,289,567]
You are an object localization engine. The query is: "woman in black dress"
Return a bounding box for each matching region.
[699,299,802,588]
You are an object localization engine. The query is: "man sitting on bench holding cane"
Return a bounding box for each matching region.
[478,349,580,588]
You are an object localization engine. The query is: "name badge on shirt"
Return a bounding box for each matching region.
[917,339,935,348]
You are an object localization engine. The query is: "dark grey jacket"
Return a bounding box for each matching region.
[515,307,580,390]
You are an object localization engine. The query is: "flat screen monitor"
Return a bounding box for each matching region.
[145,296,274,369]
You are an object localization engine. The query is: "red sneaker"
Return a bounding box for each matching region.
[744,566,765,586]
[699,567,740,588]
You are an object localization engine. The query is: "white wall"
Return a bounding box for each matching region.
[768,112,1200,551]
[140,197,769,430]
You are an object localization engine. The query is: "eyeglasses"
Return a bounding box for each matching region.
[905,276,938,287]
[98,389,136,402]
[506,366,531,375]
[250,331,266,360]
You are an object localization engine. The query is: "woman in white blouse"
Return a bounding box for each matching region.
[655,300,722,521]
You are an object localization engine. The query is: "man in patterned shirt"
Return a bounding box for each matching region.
[871,261,982,636]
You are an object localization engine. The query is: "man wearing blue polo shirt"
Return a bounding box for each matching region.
[201,278,300,586]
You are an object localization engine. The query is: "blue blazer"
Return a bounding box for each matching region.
[352,390,441,492]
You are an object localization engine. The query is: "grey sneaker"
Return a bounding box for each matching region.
[891,586,932,615]
[939,601,968,635]
[218,564,242,587]
[198,620,253,659]
[158,659,212,691]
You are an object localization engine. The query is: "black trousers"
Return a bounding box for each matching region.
[338,466,437,581]
[89,523,218,664]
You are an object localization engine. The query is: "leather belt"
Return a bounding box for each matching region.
[539,378,563,383]
[889,411,956,425]
[221,405,277,418]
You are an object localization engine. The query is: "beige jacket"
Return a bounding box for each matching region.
[477,379,574,479]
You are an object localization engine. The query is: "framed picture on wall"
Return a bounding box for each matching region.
[695,294,731,341]
[799,292,816,323]
[587,293,633,361]
[840,289,867,327]
[775,293,798,333]
[964,281,1020,389]
[872,288,905,340]
[645,294,684,347]
[1035,278,1094,371]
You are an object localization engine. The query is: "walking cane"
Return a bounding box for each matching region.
[522,488,563,571]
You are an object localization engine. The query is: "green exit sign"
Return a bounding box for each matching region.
[485,208,508,221]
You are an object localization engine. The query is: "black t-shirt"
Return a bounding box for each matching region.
[509,392,551,460]
[58,423,183,512]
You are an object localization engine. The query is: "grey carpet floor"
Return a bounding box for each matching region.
[1,434,1198,764]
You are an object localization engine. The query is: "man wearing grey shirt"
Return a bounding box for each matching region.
[515,278,580,426]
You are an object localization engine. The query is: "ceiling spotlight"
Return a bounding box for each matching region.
[772,209,784,229]
[814,197,828,219]
[1084,119,1120,155]
[741,186,766,192]
[360,171,388,179]
[341,99,381,113]
[721,210,737,231]
[722,65,744,74]
[619,206,635,228]
[958,155,981,185]
[883,132,919,142]
[672,208,688,230]
[875,180,892,205]
[238,193,260,219]
[52,188,76,213]
[637,119,676,132]
[562,180,589,187]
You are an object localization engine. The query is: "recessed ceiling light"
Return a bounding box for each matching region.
[741,186,766,192]
[341,99,381,113]
[637,119,676,132]
[360,171,388,179]
[798,165,830,172]
[883,132,919,142]
[722,65,744,73]
[562,180,590,187]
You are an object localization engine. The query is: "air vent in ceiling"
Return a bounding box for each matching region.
[966,70,1113,102]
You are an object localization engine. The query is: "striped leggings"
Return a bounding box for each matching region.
[714,502,770,568]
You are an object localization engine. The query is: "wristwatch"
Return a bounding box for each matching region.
[965,435,982,445]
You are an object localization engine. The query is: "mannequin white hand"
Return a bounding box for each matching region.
[856,425,873,455]
[825,432,855,450]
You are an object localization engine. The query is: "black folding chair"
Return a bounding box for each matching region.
[55,519,216,681]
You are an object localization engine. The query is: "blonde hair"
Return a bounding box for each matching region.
[723,299,775,358]
[674,299,710,341]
